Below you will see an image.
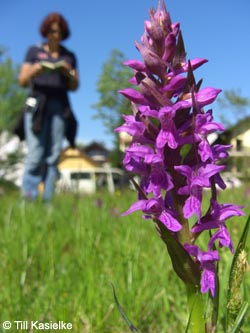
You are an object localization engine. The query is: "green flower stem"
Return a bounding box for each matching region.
[186,285,207,333]
[171,175,191,245]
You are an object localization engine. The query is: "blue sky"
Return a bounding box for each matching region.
[1,0,250,148]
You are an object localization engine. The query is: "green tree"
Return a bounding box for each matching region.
[92,49,132,132]
[92,49,133,167]
[217,89,249,127]
[0,47,26,133]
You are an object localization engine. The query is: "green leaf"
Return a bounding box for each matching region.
[185,286,207,333]
[227,302,249,333]
[226,214,250,332]
[154,220,201,287]
[111,283,140,332]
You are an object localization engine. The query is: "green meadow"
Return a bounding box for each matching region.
[0,185,249,332]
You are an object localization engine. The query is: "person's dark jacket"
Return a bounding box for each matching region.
[14,88,77,148]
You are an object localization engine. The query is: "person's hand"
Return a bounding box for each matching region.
[60,61,73,77]
[31,63,43,78]
[18,62,43,87]
[60,61,79,90]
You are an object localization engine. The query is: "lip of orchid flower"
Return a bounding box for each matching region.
[184,244,220,297]
[122,143,154,174]
[212,144,232,160]
[190,200,245,256]
[156,107,179,149]
[115,115,145,137]
[198,140,213,162]
[208,227,235,253]
[145,167,174,196]
[175,164,226,220]
[179,111,225,162]
[122,198,182,232]
[192,200,245,234]
[195,111,225,136]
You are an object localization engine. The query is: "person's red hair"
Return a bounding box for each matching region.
[40,12,70,40]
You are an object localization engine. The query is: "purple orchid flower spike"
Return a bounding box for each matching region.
[116,0,244,302]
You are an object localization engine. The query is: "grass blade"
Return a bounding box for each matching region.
[226,214,250,331]
[227,302,249,333]
[111,283,140,332]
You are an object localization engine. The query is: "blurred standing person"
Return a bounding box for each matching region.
[18,12,79,202]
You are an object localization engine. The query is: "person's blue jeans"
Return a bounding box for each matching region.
[22,98,65,201]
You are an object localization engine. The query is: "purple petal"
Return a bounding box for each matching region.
[183,195,201,219]
[208,227,234,253]
[195,113,225,134]
[213,173,227,190]
[144,198,162,213]
[121,200,146,216]
[185,245,219,297]
[119,88,150,105]
[201,268,216,297]
[198,164,225,183]
[184,244,199,257]
[158,210,182,232]
[144,154,162,164]
[161,75,187,92]
[212,144,232,160]
[182,58,208,71]
[173,99,192,111]
[217,203,245,221]
[174,165,192,178]
[156,127,178,149]
[161,75,186,92]
[125,144,154,158]
[139,105,159,118]
[123,154,148,174]
[123,60,146,71]
[198,140,213,162]
[148,168,174,194]
[115,115,145,138]
[195,87,222,106]
[177,185,189,195]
